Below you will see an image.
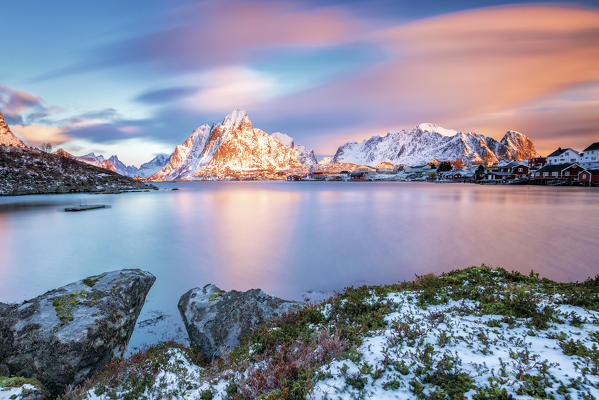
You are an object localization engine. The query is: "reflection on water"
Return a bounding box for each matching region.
[1,182,598,320]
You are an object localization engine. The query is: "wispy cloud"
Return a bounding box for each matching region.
[34,0,366,81]
[254,4,599,153]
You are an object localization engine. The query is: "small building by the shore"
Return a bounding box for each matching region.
[533,163,585,180]
[529,157,547,170]
[485,171,516,181]
[578,169,599,185]
[350,171,368,181]
[547,148,581,165]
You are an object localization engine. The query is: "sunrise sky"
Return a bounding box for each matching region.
[1,0,598,165]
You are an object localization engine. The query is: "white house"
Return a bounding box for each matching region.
[546,148,580,165]
[581,142,599,165]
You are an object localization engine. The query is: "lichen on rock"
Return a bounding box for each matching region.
[178,284,301,361]
[0,269,156,395]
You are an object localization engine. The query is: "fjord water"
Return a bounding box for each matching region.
[1,182,598,347]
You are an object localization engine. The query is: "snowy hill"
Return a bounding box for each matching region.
[333,123,537,166]
[0,111,26,147]
[152,110,306,180]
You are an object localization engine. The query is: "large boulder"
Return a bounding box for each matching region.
[178,284,301,361]
[0,269,155,395]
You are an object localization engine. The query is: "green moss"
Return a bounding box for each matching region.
[83,274,105,287]
[0,376,43,389]
[208,291,224,302]
[52,292,84,322]
[61,266,599,400]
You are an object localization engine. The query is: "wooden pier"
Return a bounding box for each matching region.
[64,204,107,212]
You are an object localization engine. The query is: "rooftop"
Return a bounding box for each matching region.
[583,142,599,152]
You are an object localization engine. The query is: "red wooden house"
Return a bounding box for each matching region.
[532,163,585,180]
[528,157,547,169]
[486,162,528,181]
[578,169,599,184]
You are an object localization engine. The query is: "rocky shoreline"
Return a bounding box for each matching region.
[1,266,598,399]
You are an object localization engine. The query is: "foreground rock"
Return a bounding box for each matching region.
[65,267,599,399]
[0,269,155,395]
[178,284,301,360]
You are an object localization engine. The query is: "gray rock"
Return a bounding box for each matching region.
[0,269,155,395]
[178,284,301,361]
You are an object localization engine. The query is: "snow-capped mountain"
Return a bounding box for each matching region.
[152,109,305,180]
[0,111,26,147]
[271,132,317,166]
[55,150,169,177]
[68,152,116,171]
[136,154,170,177]
[332,123,537,166]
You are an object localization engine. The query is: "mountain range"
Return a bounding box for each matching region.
[332,123,537,166]
[55,150,169,178]
[2,109,539,182]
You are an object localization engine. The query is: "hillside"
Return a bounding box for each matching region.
[0,146,155,195]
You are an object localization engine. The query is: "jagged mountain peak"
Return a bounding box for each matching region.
[152,110,316,180]
[0,111,26,147]
[222,109,251,130]
[416,123,459,136]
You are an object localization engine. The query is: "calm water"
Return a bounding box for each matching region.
[1,182,598,347]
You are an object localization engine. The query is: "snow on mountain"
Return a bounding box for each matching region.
[271,132,294,148]
[318,156,333,165]
[271,132,317,166]
[0,111,26,147]
[499,130,537,161]
[137,154,170,177]
[152,110,305,180]
[332,124,537,166]
[55,150,169,177]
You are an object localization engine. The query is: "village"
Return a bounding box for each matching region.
[285,142,599,186]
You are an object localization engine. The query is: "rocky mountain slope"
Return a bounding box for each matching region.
[0,111,26,147]
[271,132,317,166]
[152,110,308,180]
[333,123,537,166]
[55,150,169,178]
[0,146,155,195]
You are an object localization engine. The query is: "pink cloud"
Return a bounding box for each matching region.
[259,5,599,153]
[0,84,44,120]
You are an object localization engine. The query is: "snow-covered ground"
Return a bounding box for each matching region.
[313,293,599,399]
[63,267,599,400]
